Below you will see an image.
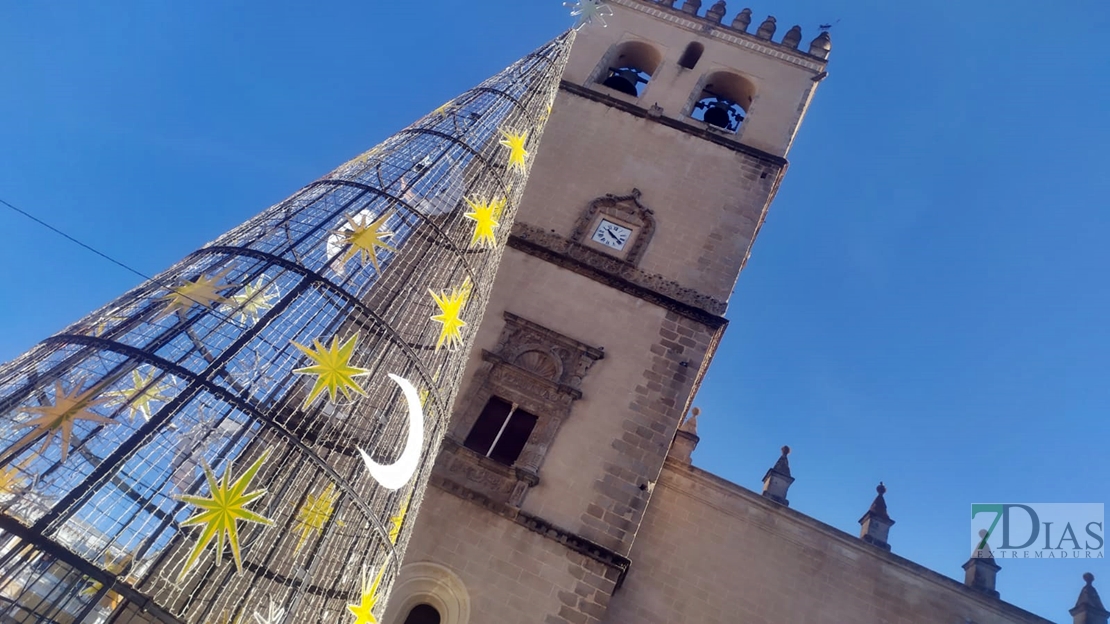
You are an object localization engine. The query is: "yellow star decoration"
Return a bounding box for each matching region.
[499,129,530,173]
[431,99,456,118]
[79,551,132,610]
[347,564,387,624]
[13,381,115,462]
[417,370,440,410]
[388,493,412,545]
[291,334,373,408]
[91,314,127,337]
[214,610,244,624]
[345,146,381,168]
[0,464,29,500]
[540,104,553,124]
[103,368,174,423]
[428,278,473,352]
[332,211,397,274]
[463,196,507,249]
[177,449,274,579]
[160,269,238,320]
[294,482,343,552]
[222,278,277,324]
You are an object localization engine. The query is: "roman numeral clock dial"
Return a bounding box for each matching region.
[591,219,632,251]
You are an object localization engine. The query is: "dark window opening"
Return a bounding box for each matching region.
[691,86,747,133]
[463,396,511,454]
[678,42,704,69]
[602,66,650,97]
[463,396,538,466]
[403,604,441,624]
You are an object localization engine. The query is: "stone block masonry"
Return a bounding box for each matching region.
[578,310,724,555]
[602,459,1056,624]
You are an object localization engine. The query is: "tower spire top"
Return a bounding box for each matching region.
[1072,573,1110,624]
[963,528,1002,598]
[762,445,795,506]
[859,481,895,551]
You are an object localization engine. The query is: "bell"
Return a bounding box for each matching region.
[602,68,642,96]
[703,101,733,129]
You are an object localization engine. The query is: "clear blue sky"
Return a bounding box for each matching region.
[2,1,1108,621]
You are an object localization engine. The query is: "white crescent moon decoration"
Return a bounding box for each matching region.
[359,373,425,491]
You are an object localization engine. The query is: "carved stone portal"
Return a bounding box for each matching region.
[434,312,604,508]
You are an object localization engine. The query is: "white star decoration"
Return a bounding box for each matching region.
[252,597,285,624]
[565,0,612,30]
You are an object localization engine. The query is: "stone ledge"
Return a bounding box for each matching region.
[433,438,538,508]
[517,511,632,590]
[508,223,730,326]
[560,80,791,168]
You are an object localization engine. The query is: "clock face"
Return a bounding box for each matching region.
[591,219,632,251]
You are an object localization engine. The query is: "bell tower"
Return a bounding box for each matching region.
[387,2,831,622]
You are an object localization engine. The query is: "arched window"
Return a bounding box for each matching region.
[403,604,442,624]
[677,42,704,69]
[597,40,663,98]
[689,70,757,134]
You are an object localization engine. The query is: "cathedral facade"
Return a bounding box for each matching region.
[382,2,1101,623]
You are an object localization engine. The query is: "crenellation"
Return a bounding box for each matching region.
[627,0,829,60]
[754,14,777,39]
[705,0,727,23]
[809,30,833,59]
[732,7,753,31]
[782,24,803,49]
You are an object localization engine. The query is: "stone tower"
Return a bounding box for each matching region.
[384,2,831,622]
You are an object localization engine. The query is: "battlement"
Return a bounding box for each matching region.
[626,0,832,63]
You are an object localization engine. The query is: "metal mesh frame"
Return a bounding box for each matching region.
[0,32,574,624]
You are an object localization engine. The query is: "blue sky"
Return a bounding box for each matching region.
[2,0,1108,620]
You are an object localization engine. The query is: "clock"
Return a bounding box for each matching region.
[590,219,632,251]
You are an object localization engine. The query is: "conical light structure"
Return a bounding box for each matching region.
[0,32,574,623]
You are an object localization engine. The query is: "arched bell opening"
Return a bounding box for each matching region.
[597,40,663,98]
[689,70,756,133]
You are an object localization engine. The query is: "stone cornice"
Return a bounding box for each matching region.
[517,511,632,588]
[431,478,632,586]
[659,459,1056,624]
[508,223,729,327]
[612,0,829,72]
[559,81,789,168]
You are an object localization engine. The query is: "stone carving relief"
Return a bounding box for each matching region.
[433,312,603,509]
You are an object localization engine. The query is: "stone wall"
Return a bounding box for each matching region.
[518,88,781,307]
[388,486,621,624]
[603,459,1055,624]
